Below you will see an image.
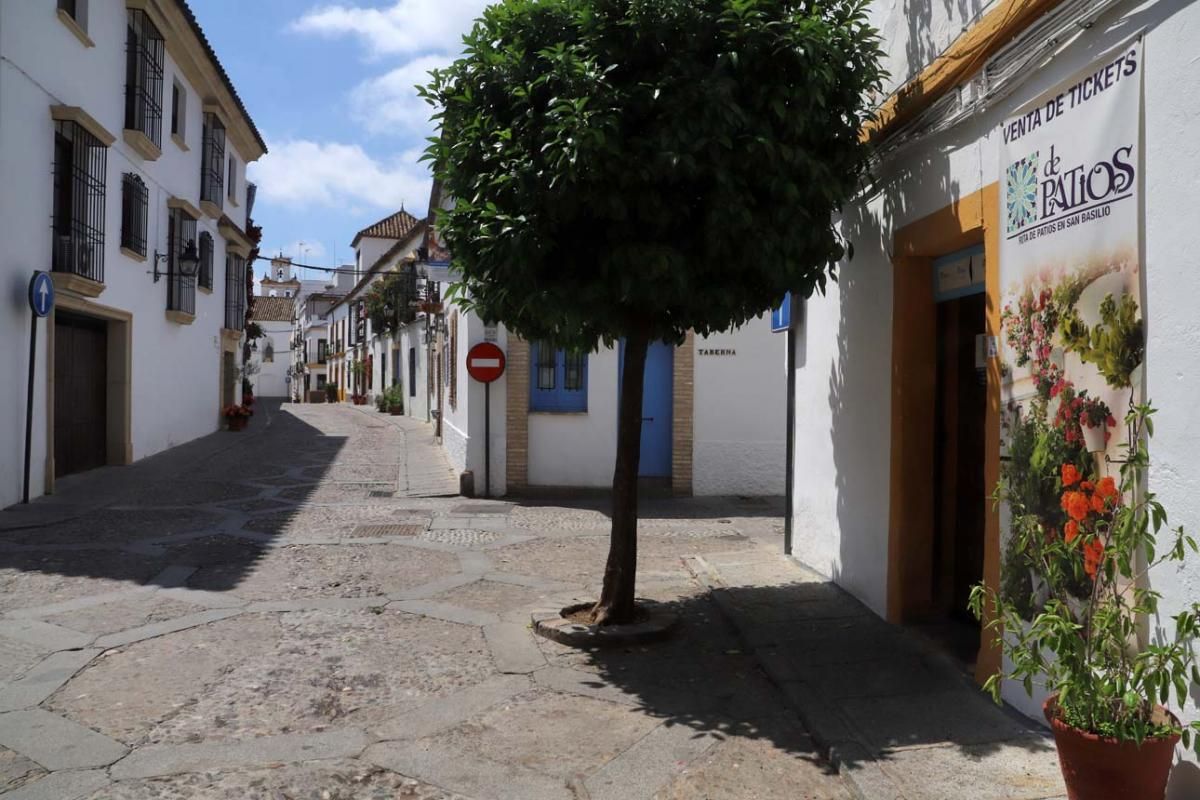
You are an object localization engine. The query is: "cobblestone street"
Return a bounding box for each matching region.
[0,402,849,800]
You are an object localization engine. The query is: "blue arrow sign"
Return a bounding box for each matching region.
[28,272,54,318]
[770,292,791,332]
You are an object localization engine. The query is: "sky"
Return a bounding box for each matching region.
[191,0,491,283]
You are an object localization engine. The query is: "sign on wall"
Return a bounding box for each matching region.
[771,292,791,332]
[997,38,1145,617]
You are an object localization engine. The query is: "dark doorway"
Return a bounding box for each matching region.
[54,312,108,478]
[925,289,987,668]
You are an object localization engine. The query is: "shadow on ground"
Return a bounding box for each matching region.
[0,400,346,595]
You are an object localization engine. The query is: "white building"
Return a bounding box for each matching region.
[786,0,1200,743]
[1,0,264,506]
[384,185,789,499]
[247,296,293,398]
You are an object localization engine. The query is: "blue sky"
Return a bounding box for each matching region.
[192,0,490,282]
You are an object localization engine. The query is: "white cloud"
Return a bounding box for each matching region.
[248,138,430,213]
[291,0,489,59]
[350,54,446,137]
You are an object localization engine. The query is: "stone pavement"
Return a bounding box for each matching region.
[687,548,1068,800]
[0,401,853,799]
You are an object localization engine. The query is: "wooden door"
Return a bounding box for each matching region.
[54,312,108,477]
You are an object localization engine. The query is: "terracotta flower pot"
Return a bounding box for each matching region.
[1043,696,1180,800]
[390,407,403,416]
[227,416,247,432]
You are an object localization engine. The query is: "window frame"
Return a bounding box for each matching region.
[224,250,246,330]
[200,113,226,207]
[120,172,148,257]
[529,342,588,412]
[167,206,197,315]
[124,9,164,147]
[52,120,107,283]
[170,79,186,141]
[197,231,214,290]
[227,157,237,202]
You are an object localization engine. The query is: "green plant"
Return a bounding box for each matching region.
[1058,292,1144,388]
[972,404,1200,752]
[325,383,339,403]
[421,0,884,624]
[365,271,418,336]
[383,385,405,412]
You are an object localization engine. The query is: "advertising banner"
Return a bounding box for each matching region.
[997,38,1145,619]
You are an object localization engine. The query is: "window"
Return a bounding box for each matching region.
[530,343,588,412]
[200,113,225,207]
[317,339,328,363]
[224,251,246,330]
[227,157,237,202]
[124,10,164,147]
[449,312,458,409]
[170,80,186,140]
[317,375,327,389]
[58,0,88,30]
[120,173,148,257]
[198,232,214,290]
[52,120,107,283]
[263,339,275,363]
[167,207,197,314]
[409,347,417,397]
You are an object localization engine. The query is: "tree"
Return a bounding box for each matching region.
[422,0,884,624]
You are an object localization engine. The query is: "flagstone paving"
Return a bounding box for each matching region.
[0,401,854,799]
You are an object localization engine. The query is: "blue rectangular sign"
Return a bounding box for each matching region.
[771,292,791,332]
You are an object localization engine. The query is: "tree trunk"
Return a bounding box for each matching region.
[592,334,649,625]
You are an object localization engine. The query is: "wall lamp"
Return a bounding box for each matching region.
[151,240,200,282]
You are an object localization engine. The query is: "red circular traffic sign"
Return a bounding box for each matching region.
[466,342,506,383]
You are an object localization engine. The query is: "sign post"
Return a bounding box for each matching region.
[465,341,506,498]
[24,272,55,504]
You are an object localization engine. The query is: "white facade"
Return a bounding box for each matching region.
[249,319,292,398]
[788,0,1200,744]
[0,0,263,506]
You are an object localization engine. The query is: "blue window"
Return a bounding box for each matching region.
[530,342,587,412]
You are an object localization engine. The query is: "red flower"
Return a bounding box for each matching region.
[1084,539,1105,578]
[1065,520,1080,544]
[1061,464,1081,487]
[1091,493,1106,514]
[1064,491,1091,522]
[1096,476,1119,502]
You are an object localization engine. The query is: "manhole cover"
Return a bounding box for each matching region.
[351,524,425,538]
[419,529,501,547]
[451,503,511,515]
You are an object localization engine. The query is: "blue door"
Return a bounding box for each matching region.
[620,340,673,477]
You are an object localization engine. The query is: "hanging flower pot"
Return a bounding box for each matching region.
[1081,420,1107,453]
[1044,696,1180,800]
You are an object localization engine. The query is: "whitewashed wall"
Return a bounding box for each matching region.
[693,314,787,496]
[250,322,292,397]
[0,0,256,506]
[792,0,1200,747]
[527,347,620,488]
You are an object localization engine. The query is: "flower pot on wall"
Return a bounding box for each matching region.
[1081,421,1107,453]
[227,417,247,432]
[1044,696,1179,800]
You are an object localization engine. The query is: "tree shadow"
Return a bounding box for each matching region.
[0,400,347,595]
[555,579,1056,784]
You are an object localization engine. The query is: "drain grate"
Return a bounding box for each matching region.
[450,503,512,515]
[368,490,395,498]
[351,524,424,538]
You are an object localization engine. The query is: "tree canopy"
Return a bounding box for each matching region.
[421,0,885,350]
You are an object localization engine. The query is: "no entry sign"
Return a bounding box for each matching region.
[466,342,506,383]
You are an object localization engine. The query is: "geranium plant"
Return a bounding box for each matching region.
[222,404,252,419]
[971,403,1200,752]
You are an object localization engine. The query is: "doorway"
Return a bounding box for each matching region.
[619,340,674,478]
[54,312,108,477]
[924,251,988,669]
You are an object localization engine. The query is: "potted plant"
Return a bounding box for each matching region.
[223,404,252,431]
[385,385,404,416]
[325,384,338,404]
[971,403,1200,799]
[1077,393,1116,453]
[375,392,389,412]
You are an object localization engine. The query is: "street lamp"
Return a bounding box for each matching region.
[151,240,200,283]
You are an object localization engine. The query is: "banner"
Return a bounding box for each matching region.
[997,39,1145,618]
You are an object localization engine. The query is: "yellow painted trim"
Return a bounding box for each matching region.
[171,132,189,152]
[57,9,94,48]
[50,106,115,147]
[218,217,253,249]
[864,0,1068,144]
[200,200,223,220]
[123,128,162,161]
[167,196,203,220]
[886,183,1002,685]
[165,309,195,325]
[120,246,147,263]
[51,271,105,299]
